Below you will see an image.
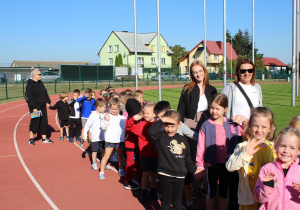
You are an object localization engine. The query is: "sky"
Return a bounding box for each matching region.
[0,0,294,66]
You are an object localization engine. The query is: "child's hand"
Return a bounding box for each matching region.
[259,171,277,187]
[133,113,143,121]
[105,112,110,121]
[79,94,83,98]
[83,138,87,142]
[245,138,263,156]
[293,182,300,197]
[46,103,50,108]
[161,117,176,125]
[194,169,205,181]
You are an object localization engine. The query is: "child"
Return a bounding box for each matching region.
[68,89,82,143]
[148,110,195,210]
[124,99,143,190]
[226,107,277,210]
[134,90,144,105]
[99,98,126,179]
[125,89,133,94]
[126,102,158,203]
[91,91,96,99]
[253,126,300,209]
[194,94,244,210]
[99,89,108,101]
[77,88,96,147]
[289,114,300,131]
[119,91,127,115]
[49,91,70,141]
[83,99,107,170]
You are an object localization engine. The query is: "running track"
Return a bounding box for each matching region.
[0,82,288,209]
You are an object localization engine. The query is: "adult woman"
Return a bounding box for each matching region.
[177,60,217,208]
[221,58,262,210]
[222,57,262,121]
[26,68,53,145]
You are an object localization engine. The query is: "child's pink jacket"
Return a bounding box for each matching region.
[253,158,300,210]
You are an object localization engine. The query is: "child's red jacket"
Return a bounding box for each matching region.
[126,117,157,158]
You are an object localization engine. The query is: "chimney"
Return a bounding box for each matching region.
[216,41,222,49]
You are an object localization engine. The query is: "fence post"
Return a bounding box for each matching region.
[15,62,17,84]
[122,77,124,87]
[82,80,84,91]
[129,66,131,81]
[23,80,25,97]
[96,65,99,89]
[109,79,110,86]
[169,66,171,81]
[79,65,81,82]
[54,79,57,94]
[69,80,70,92]
[5,78,8,99]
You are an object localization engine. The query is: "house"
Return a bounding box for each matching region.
[178,40,238,73]
[98,31,174,68]
[262,57,287,72]
[11,60,91,70]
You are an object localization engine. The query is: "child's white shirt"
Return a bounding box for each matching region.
[102,114,126,143]
[83,111,107,142]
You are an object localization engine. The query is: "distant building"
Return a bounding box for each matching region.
[11,60,91,70]
[262,57,287,71]
[178,40,238,73]
[98,31,174,68]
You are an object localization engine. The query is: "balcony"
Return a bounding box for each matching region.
[207,58,220,64]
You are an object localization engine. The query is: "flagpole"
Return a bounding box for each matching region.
[134,0,138,90]
[157,0,161,101]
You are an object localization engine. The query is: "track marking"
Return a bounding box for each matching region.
[0,154,17,158]
[0,103,27,114]
[14,112,59,210]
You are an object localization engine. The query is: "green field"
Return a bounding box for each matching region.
[143,83,300,134]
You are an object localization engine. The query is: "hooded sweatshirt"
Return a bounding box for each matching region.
[26,79,51,109]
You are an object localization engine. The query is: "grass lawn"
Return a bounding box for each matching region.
[142,83,300,134]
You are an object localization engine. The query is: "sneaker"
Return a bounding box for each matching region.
[42,138,54,143]
[92,163,98,170]
[99,173,106,180]
[124,180,141,190]
[69,137,74,143]
[79,140,84,148]
[140,193,148,203]
[105,165,111,170]
[76,136,81,141]
[29,139,35,145]
[88,140,91,145]
[119,169,125,177]
[66,136,69,140]
[150,190,158,200]
[196,187,207,196]
[60,136,64,141]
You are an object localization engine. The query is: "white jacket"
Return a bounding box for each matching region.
[102,114,126,143]
[83,111,108,142]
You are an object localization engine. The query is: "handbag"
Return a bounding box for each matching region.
[234,82,254,109]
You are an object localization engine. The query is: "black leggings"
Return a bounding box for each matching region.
[159,175,185,210]
[69,118,82,138]
[29,105,48,135]
[207,163,230,198]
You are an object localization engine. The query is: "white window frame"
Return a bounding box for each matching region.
[151,57,156,65]
[162,58,166,65]
[151,45,156,52]
[114,45,119,52]
[109,58,113,65]
[137,57,144,65]
[108,45,113,53]
[162,46,166,53]
[214,55,219,61]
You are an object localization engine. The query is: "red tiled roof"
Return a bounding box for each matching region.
[179,40,238,63]
[262,57,287,67]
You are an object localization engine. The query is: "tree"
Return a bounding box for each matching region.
[219,57,238,73]
[169,45,188,67]
[115,55,119,66]
[118,53,123,66]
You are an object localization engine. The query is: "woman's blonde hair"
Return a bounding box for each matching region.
[289,114,300,128]
[31,67,40,78]
[59,91,69,99]
[243,107,276,141]
[274,126,300,150]
[183,60,209,94]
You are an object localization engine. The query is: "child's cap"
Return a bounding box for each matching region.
[125,99,142,119]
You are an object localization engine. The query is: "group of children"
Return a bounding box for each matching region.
[48,86,300,210]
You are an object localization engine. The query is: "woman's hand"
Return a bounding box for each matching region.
[232,115,248,125]
[46,103,50,108]
[259,171,277,187]
[194,169,205,181]
[245,138,262,156]
[33,109,38,114]
[293,182,300,198]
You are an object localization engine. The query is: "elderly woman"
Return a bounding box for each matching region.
[177,60,217,208]
[26,68,53,145]
[221,57,262,210]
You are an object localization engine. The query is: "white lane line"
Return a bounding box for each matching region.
[14,112,59,210]
[54,113,119,173]
[0,103,26,114]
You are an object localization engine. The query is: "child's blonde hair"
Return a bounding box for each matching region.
[289,114,300,128]
[163,110,181,124]
[143,102,155,110]
[243,107,276,141]
[274,126,300,150]
[94,98,107,108]
[109,97,120,108]
[134,90,143,98]
[60,91,69,99]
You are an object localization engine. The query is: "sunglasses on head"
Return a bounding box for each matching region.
[239,69,254,74]
[36,74,42,76]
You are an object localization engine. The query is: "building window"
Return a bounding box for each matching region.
[214,55,219,61]
[151,57,156,65]
[108,45,113,53]
[109,58,113,65]
[162,58,166,65]
[138,57,144,65]
[151,45,156,52]
[114,45,119,52]
[185,66,189,72]
[162,46,166,53]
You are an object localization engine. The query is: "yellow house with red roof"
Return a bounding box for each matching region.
[179,40,238,73]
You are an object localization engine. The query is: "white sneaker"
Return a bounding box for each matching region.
[42,138,54,143]
[92,163,98,170]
